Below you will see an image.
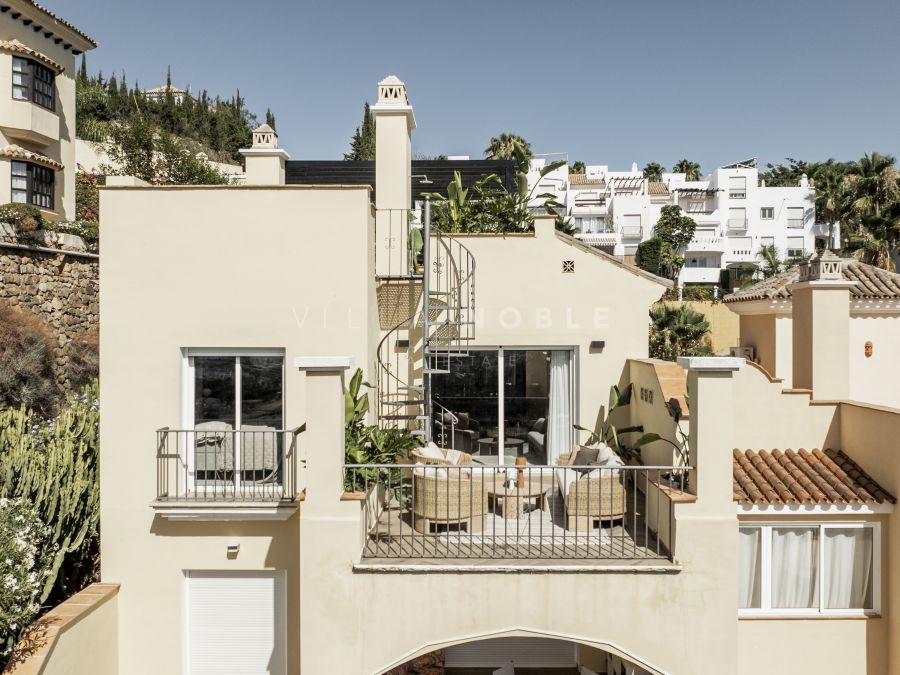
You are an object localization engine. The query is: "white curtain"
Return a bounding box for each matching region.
[772,527,819,608]
[738,528,761,608]
[547,351,573,465]
[824,528,873,609]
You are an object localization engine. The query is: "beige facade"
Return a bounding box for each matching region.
[72,75,900,675]
[0,1,95,221]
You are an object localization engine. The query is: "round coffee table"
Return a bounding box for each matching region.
[486,473,555,519]
[476,437,526,457]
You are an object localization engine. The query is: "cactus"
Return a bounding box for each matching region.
[0,380,99,605]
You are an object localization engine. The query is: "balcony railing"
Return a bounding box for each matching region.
[345,463,689,561]
[621,225,642,239]
[726,218,748,231]
[156,427,303,502]
[787,218,804,229]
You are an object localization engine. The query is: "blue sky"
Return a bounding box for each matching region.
[54,0,899,172]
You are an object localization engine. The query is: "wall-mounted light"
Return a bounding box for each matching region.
[396,339,410,349]
[226,542,240,556]
[590,340,605,351]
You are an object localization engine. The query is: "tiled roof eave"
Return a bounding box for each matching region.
[0,39,64,73]
[0,145,63,171]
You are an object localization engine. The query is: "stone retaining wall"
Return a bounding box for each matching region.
[0,241,99,392]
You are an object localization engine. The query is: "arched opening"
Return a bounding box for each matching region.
[380,632,661,675]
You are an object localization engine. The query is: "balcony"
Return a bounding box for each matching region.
[726,218,748,233]
[679,267,721,284]
[1,99,60,146]
[620,225,642,239]
[787,218,805,229]
[345,462,689,563]
[686,236,724,252]
[728,191,746,199]
[154,427,303,519]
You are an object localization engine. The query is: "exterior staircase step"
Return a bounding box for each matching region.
[381,399,426,406]
[379,414,430,421]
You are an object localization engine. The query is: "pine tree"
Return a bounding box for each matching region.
[265,108,276,131]
[344,102,375,160]
[78,54,87,82]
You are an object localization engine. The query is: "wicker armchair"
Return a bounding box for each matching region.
[556,452,626,531]
[410,447,473,466]
[411,467,487,533]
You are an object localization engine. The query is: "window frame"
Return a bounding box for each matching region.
[10,160,55,210]
[760,207,774,220]
[11,56,56,112]
[739,522,881,618]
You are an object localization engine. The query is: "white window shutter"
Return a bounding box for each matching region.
[186,571,286,675]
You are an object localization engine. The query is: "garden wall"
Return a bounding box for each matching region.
[0,240,99,393]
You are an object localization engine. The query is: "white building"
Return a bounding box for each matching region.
[531,157,835,287]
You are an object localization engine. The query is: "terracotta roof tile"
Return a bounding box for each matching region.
[732,448,895,506]
[0,39,63,72]
[0,144,63,171]
[569,174,606,186]
[723,259,900,303]
[648,181,669,195]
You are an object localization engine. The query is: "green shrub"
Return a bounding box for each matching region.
[0,498,56,662]
[649,303,714,361]
[74,171,102,223]
[51,220,99,251]
[0,204,44,234]
[637,238,663,275]
[64,331,99,392]
[0,304,58,416]
[0,382,100,610]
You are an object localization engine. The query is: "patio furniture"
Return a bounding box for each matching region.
[526,417,546,455]
[411,446,473,466]
[439,412,482,454]
[476,437,526,457]
[486,472,555,519]
[411,466,487,533]
[556,448,626,531]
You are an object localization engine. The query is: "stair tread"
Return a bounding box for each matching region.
[379,414,429,421]
[382,399,425,406]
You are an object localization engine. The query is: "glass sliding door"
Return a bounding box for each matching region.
[432,348,573,465]
[186,351,284,490]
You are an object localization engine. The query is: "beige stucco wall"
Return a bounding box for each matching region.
[457,221,668,443]
[297,362,741,675]
[734,300,900,407]
[99,184,376,674]
[0,6,85,221]
[840,402,900,673]
[662,300,739,355]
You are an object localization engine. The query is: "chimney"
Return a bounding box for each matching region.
[790,251,856,399]
[371,76,416,276]
[371,75,416,211]
[239,124,289,185]
[800,173,809,188]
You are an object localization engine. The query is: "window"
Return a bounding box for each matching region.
[183,350,284,486]
[11,161,54,210]
[759,236,775,248]
[760,207,774,219]
[727,208,747,230]
[787,206,804,228]
[728,175,746,199]
[11,57,55,111]
[621,214,641,238]
[787,236,805,258]
[739,523,879,615]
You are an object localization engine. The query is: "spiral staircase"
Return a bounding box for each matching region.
[375,204,476,441]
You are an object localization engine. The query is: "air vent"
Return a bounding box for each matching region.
[562,260,575,273]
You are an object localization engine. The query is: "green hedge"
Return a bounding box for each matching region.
[637,238,662,275]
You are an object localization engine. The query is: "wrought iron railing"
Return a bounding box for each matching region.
[156,427,303,502]
[345,463,690,560]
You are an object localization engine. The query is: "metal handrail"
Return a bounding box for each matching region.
[345,463,691,561]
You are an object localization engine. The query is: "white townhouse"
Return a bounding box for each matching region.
[529,157,834,287]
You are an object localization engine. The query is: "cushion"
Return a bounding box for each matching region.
[557,467,601,500]
[531,417,546,433]
[456,412,470,428]
[418,444,445,460]
[444,448,463,465]
[572,446,601,466]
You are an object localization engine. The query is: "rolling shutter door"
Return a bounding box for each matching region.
[185,570,286,675]
[444,637,576,668]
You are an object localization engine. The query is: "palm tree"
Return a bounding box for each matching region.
[642,162,664,182]
[570,161,585,174]
[672,159,701,181]
[850,214,897,270]
[814,165,848,249]
[756,244,783,278]
[649,303,713,361]
[844,152,899,219]
[484,133,533,161]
